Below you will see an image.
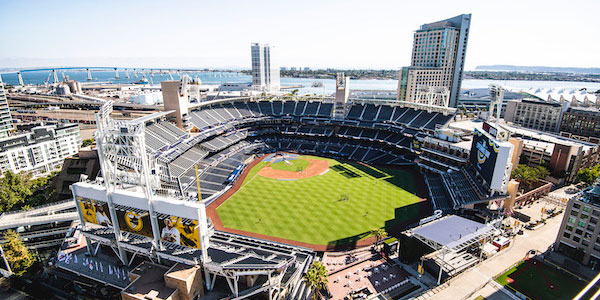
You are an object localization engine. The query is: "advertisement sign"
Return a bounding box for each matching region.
[115,208,154,238]
[469,128,500,186]
[158,215,200,249]
[78,197,112,227]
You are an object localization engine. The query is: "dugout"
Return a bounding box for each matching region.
[410,215,499,284]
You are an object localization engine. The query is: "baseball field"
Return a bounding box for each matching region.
[215,154,423,246]
[495,259,591,300]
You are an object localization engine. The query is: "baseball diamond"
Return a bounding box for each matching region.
[209,153,426,249]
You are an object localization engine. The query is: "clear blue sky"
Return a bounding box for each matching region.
[0,0,598,69]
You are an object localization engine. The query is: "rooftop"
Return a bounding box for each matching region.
[412,215,496,251]
[123,262,176,300]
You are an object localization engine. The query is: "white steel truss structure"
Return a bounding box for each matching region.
[94,101,162,262]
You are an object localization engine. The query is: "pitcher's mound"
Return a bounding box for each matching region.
[259,158,330,180]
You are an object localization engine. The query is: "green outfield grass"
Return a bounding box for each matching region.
[270,158,310,172]
[217,155,422,245]
[495,259,589,300]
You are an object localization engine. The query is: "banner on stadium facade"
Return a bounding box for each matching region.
[115,207,154,238]
[77,197,113,227]
[158,215,200,249]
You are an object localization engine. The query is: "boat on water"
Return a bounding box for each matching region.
[134,77,149,84]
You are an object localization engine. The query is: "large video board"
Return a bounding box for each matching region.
[470,128,498,185]
[469,128,512,191]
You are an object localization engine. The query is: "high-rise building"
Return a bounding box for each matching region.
[555,182,600,267]
[398,14,471,108]
[251,43,280,92]
[0,77,13,138]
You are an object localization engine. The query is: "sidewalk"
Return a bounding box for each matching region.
[413,200,564,300]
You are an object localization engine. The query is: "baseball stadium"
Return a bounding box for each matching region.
[65,85,501,300]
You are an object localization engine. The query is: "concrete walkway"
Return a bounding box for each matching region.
[413,200,564,300]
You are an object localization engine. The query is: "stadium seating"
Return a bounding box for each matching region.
[142,98,454,202]
[424,173,453,212]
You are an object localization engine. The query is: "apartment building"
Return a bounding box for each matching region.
[555,183,600,267]
[0,123,81,174]
[0,77,13,138]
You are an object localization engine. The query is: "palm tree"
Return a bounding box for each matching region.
[372,228,388,247]
[304,261,328,300]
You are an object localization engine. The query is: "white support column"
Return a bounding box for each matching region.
[437,249,445,285]
[204,268,212,290]
[234,275,239,297]
[268,272,273,300]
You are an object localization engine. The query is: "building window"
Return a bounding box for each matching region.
[564,232,571,238]
[584,206,593,213]
[574,203,581,209]
[583,240,590,247]
[592,217,598,225]
[574,236,581,243]
[576,228,584,235]
[579,221,587,228]
[567,225,574,231]
[569,216,577,224]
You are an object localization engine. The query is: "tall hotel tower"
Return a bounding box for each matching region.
[251,43,280,92]
[398,14,471,108]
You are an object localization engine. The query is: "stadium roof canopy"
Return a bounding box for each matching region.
[411,215,496,252]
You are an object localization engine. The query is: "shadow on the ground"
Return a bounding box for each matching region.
[324,200,433,251]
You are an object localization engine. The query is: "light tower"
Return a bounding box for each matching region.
[94,101,161,261]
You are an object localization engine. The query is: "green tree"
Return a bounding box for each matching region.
[0,171,32,213]
[2,230,35,276]
[304,261,328,300]
[0,171,58,213]
[371,228,388,245]
[576,165,600,185]
[81,138,95,147]
[511,164,549,191]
